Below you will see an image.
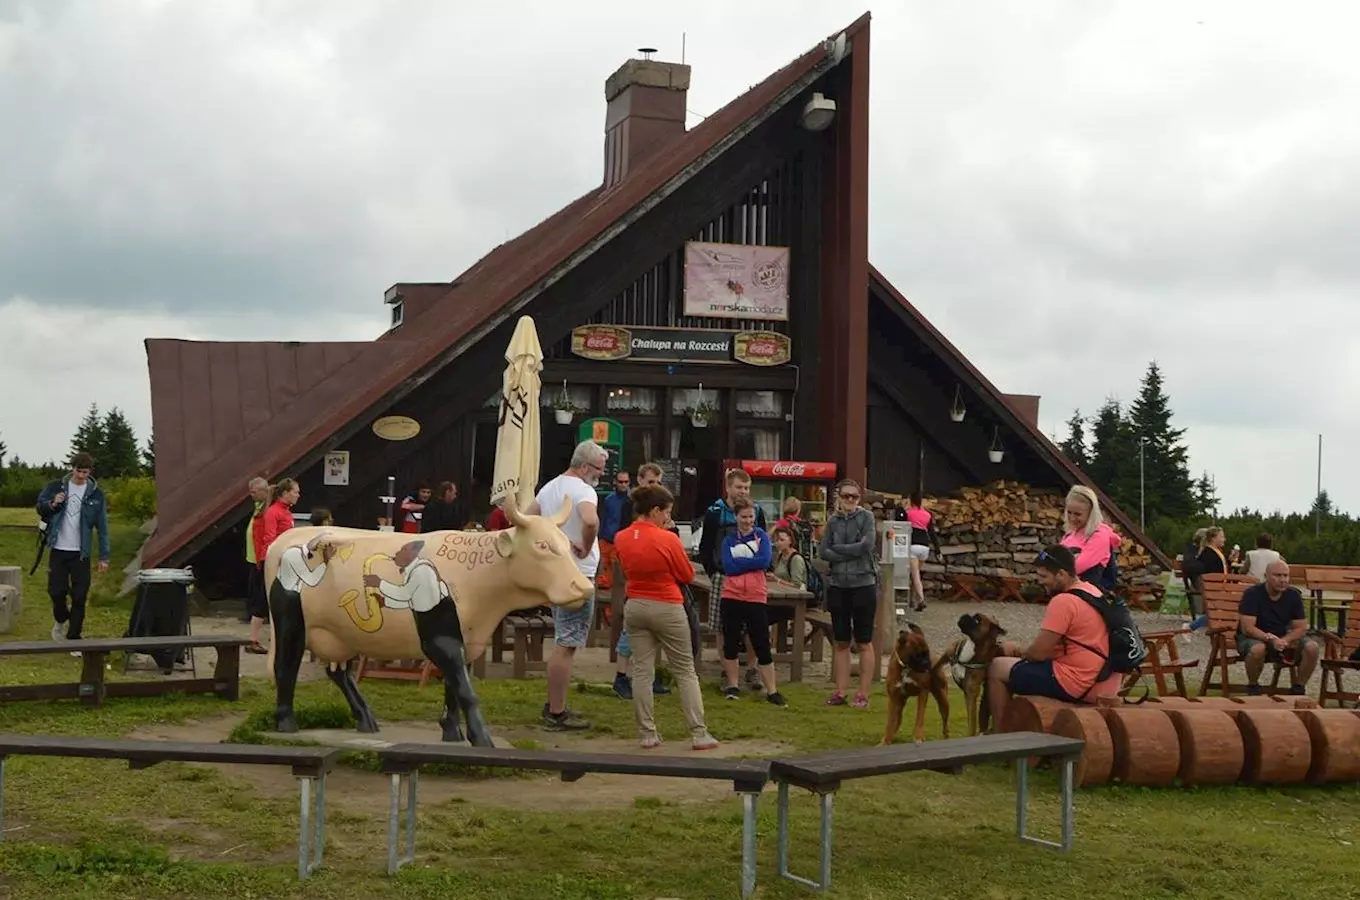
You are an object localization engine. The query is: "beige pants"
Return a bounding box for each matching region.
[624,597,708,740]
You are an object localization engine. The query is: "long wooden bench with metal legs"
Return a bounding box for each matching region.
[768,732,1085,892]
[377,744,771,898]
[0,735,339,880]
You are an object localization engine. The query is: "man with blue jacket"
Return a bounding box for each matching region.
[36,452,110,643]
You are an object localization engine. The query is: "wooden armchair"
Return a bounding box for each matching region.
[1122,629,1198,698]
[1199,573,1297,696]
[1318,592,1360,707]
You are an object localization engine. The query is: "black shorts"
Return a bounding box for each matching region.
[246,564,270,621]
[826,584,877,645]
[719,598,773,666]
[1007,659,1079,703]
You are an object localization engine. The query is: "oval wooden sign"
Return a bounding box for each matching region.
[372,415,421,441]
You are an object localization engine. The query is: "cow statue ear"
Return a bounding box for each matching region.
[495,530,515,558]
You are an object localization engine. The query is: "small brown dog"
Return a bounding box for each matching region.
[881,623,951,745]
[945,612,1007,736]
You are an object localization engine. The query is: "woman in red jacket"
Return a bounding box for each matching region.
[250,478,300,654]
[614,484,717,751]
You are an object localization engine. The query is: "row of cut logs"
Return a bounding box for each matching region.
[1002,694,1360,788]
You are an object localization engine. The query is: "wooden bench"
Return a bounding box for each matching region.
[1302,568,1357,633]
[768,732,1085,891]
[377,744,770,897]
[1199,574,1295,696]
[1319,593,1360,707]
[804,609,834,663]
[0,635,248,706]
[0,734,338,880]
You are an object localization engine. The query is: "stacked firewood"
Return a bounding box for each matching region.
[870,480,1160,597]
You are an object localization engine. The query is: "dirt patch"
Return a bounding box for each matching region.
[127,715,790,817]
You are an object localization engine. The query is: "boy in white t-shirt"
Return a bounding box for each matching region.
[526,440,607,731]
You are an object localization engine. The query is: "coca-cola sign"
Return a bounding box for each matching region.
[733,330,792,367]
[570,325,632,361]
[732,459,839,481]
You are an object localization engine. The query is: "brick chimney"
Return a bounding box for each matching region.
[603,54,691,188]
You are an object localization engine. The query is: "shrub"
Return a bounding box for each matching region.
[104,476,157,522]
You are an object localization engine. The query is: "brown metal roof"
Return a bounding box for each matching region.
[868,264,1172,568]
[142,13,873,567]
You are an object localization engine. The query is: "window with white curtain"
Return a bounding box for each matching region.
[605,386,658,414]
[734,427,782,460]
[541,384,593,411]
[670,388,723,415]
[734,390,784,419]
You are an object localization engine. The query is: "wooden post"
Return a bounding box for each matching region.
[874,561,894,684]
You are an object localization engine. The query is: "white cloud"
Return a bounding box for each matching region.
[3,0,1360,516]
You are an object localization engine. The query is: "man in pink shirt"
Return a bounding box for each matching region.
[987,544,1123,727]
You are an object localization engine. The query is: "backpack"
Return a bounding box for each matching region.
[1066,587,1147,686]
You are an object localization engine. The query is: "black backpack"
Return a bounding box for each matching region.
[1066,587,1147,685]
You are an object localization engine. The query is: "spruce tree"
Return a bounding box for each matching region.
[1087,398,1138,514]
[0,432,6,470]
[69,403,106,464]
[100,407,143,477]
[142,429,156,476]
[1059,409,1088,467]
[1193,471,1219,518]
[1127,361,1195,522]
[1310,489,1333,520]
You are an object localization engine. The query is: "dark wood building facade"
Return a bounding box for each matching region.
[143,13,1168,587]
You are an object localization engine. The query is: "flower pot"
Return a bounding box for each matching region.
[554,409,573,425]
[988,449,1004,464]
[949,409,966,423]
[690,415,709,429]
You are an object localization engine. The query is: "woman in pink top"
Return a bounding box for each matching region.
[987,544,1123,725]
[903,491,941,611]
[1059,485,1122,587]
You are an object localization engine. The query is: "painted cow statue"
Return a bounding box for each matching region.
[263,492,592,746]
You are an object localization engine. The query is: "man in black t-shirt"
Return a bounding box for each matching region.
[1236,560,1320,695]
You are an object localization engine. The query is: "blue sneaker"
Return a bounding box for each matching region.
[652,678,670,695]
[1186,615,1209,631]
[613,673,633,700]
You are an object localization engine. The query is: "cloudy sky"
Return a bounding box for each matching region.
[2,0,1356,515]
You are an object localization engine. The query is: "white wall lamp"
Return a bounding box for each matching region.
[799,92,837,132]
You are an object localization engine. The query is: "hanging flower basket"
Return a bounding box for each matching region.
[554,408,574,426]
[688,399,718,428]
[988,448,1004,464]
[949,385,967,423]
[988,425,1004,463]
[552,379,580,425]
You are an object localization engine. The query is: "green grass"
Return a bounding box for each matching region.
[2,510,1359,898]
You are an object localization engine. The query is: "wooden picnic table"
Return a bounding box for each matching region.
[689,572,816,683]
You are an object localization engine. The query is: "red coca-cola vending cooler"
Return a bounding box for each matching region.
[721,459,839,532]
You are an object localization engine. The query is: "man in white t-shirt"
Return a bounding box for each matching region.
[526,439,606,731]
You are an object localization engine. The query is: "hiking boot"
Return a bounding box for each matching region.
[1289,683,1306,696]
[652,678,670,696]
[541,705,591,731]
[723,685,741,701]
[1246,683,1262,696]
[766,692,788,708]
[613,673,633,700]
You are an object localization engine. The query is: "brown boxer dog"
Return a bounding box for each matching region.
[946,612,1007,736]
[880,623,951,745]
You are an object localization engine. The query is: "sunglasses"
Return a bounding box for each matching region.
[840,492,860,500]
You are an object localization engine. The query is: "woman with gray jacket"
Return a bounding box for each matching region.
[817,480,879,708]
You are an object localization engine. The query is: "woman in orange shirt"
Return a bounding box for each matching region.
[614,484,718,751]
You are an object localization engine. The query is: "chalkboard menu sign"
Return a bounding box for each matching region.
[599,447,624,488]
[653,458,684,492]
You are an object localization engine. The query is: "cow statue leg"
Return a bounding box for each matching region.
[269,582,308,733]
[325,659,381,733]
[422,633,493,746]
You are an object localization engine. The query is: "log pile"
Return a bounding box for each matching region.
[997,695,1358,789]
[869,480,1162,598]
